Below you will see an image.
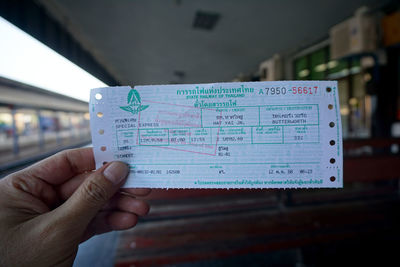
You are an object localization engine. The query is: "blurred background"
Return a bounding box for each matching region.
[1,0,400,266]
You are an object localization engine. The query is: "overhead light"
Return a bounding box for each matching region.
[340,107,350,116]
[340,68,350,76]
[349,97,358,106]
[350,66,361,74]
[314,64,327,72]
[327,60,338,69]
[298,69,310,78]
[193,11,220,31]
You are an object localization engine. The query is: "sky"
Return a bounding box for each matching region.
[0,16,107,102]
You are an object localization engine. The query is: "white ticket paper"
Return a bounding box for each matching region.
[90,81,342,188]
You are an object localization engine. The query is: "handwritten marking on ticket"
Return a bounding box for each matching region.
[90,81,342,188]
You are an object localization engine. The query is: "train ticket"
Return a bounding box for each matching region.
[90,81,342,188]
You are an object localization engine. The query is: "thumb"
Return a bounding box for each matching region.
[57,161,129,227]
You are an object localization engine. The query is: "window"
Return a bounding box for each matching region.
[294,45,371,138]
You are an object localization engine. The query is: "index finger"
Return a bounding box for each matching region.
[24,147,95,185]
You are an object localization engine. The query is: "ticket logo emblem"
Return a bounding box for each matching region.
[120,89,149,115]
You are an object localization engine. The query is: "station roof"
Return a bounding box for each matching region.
[1,0,393,86]
[0,76,89,112]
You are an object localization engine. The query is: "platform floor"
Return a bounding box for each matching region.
[75,185,400,267]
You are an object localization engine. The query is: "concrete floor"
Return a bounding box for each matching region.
[74,231,119,267]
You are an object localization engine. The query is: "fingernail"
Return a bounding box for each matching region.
[103,162,129,184]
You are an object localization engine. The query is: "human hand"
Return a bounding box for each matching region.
[0,148,151,266]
